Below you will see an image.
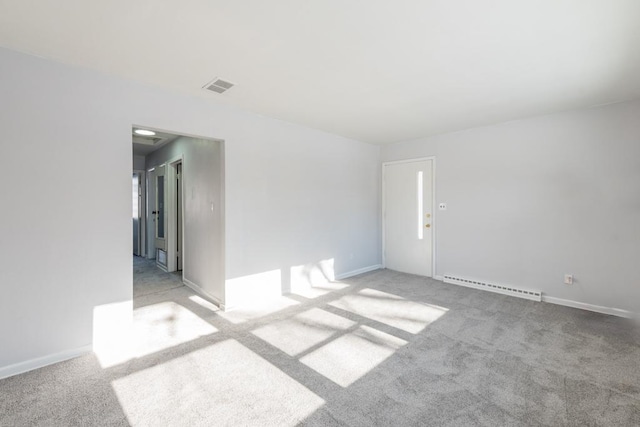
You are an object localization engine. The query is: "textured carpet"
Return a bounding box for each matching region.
[1,258,639,426]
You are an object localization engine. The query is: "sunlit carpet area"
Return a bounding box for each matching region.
[1,257,639,426]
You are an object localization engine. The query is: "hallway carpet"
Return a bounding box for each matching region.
[1,259,639,426]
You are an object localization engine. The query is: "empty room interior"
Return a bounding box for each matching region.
[1,1,639,426]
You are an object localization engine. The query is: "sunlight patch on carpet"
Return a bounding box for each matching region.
[111,339,324,426]
[95,301,217,368]
[132,301,218,358]
[300,325,407,387]
[217,296,300,324]
[329,288,448,333]
[252,308,355,356]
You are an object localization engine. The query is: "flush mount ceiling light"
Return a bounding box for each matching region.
[134,129,156,136]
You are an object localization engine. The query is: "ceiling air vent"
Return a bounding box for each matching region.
[203,77,235,94]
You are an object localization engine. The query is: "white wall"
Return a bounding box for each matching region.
[145,137,225,302]
[0,47,380,372]
[382,100,640,314]
[223,116,381,307]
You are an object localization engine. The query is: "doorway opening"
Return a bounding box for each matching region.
[132,126,225,305]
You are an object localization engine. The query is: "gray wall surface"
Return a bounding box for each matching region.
[382,100,640,314]
[132,155,145,171]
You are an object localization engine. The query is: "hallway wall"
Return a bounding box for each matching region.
[145,136,225,303]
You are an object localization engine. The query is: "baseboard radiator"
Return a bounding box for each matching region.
[443,275,542,302]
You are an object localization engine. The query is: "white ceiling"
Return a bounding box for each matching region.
[2,1,640,144]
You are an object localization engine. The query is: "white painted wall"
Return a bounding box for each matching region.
[145,137,225,303]
[382,100,640,314]
[0,47,380,373]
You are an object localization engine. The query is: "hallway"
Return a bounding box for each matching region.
[133,256,183,298]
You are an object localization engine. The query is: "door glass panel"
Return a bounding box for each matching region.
[157,175,165,238]
[132,174,139,219]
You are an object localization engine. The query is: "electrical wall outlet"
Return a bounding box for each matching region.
[439,203,447,210]
[564,274,573,285]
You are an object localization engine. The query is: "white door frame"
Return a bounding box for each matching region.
[133,169,146,257]
[382,157,437,277]
[146,166,156,260]
[165,155,184,274]
[153,164,168,270]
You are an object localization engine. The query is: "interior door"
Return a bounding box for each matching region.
[147,169,156,259]
[154,164,168,267]
[176,163,183,271]
[384,159,433,276]
[132,173,141,256]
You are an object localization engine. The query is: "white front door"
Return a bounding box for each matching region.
[383,159,434,277]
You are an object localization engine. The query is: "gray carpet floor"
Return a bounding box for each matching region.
[1,257,639,426]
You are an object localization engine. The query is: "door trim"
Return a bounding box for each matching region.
[381,157,437,277]
[166,155,184,274]
[153,163,168,269]
[146,166,156,260]
[133,170,146,257]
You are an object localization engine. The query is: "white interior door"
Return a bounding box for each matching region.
[147,169,156,260]
[176,163,183,271]
[132,173,141,256]
[154,164,168,267]
[384,159,433,277]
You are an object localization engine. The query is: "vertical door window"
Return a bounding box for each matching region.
[157,175,165,239]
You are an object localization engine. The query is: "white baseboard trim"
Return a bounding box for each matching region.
[542,296,633,318]
[0,344,92,380]
[335,264,383,281]
[431,274,633,318]
[183,278,225,311]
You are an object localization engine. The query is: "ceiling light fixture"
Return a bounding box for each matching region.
[134,129,156,136]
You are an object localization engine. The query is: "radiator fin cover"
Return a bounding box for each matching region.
[443,275,542,302]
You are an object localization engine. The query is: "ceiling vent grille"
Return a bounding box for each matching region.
[203,77,235,94]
